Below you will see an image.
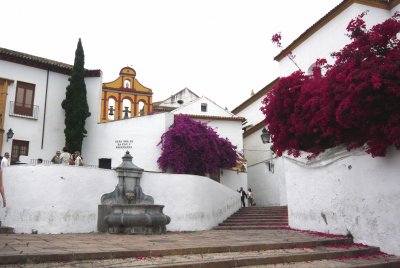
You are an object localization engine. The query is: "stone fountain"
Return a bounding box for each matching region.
[97,151,170,234]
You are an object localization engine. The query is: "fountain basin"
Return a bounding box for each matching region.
[105,204,171,234]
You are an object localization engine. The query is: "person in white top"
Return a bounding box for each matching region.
[247,188,254,207]
[74,151,83,166]
[59,147,71,165]
[1,152,10,169]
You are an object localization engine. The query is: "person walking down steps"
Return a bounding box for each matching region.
[247,188,255,206]
[238,187,247,207]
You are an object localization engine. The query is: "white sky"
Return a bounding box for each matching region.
[1,0,342,110]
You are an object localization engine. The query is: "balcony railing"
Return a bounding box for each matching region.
[9,101,39,120]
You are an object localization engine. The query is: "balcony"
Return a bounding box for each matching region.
[9,101,39,120]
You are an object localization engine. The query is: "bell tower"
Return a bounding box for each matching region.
[100,67,153,123]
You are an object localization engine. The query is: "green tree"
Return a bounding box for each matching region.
[61,38,91,153]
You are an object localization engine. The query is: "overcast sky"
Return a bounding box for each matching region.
[1,0,342,110]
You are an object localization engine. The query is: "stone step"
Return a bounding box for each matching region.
[239,206,287,209]
[243,254,400,268]
[220,222,288,226]
[215,225,289,230]
[239,207,288,213]
[228,214,288,219]
[237,209,287,211]
[223,219,288,224]
[237,210,288,213]
[0,234,354,265]
[96,245,386,267]
[225,217,289,222]
[238,207,288,210]
[0,226,15,234]
[232,213,288,216]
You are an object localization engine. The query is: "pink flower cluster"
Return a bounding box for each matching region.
[157,115,238,175]
[262,13,400,158]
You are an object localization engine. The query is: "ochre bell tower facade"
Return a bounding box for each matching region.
[100,67,153,123]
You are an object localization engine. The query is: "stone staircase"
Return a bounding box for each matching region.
[215,206,289,230]
[200,206,400,267]
[1,207,400,267]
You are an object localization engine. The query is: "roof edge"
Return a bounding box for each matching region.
[243,121,265,138]
[274,0,393,62]
[232,78,279,114]
[0,47,101,77]
[178,113,246,122]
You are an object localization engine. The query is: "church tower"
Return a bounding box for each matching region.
[100,67,153,122]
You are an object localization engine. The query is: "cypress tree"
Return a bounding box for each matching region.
[61,38,91,153]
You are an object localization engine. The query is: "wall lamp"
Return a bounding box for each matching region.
[260,127,271,144]
[6,128,14,142]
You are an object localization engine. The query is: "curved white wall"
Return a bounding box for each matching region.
[142,172,240,231]
[0,165,240,234]
[284,147,400,255]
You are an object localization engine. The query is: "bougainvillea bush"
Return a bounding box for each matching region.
[157,115,238,175]
[261,12,400,158]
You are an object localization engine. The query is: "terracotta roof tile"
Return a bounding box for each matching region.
[179,113,246,122]
[0,47,101,77]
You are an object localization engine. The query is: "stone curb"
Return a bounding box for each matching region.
[0,238,353,265]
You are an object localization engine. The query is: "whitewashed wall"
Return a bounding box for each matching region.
[194,118,247,191]
[172,96,234,117]
[235,95,265,127]
[196,118,243,152]
[279,5,392,76]
[284,146,400,255]
[142,172,240,231]
[243,129,287,206]
[248,157,286,207]
[0,165,241,234]
[0,59,102,161]
[220,169,247,193]
[82,112,174,170]
[243,129,271,165]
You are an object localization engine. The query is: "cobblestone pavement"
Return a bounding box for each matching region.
[1,229,399,267]
[1,247,399,268]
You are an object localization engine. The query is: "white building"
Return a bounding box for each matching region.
[0,47,102,164]
[233,0,400,255]
[0,47,246,192]
[232,79,287,206]
[153,87,199,113]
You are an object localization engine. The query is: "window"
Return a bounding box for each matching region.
[124,80,131,88]
[14,81,35,116]
[11,139,29,165]
[122,99,132,119]
[201,103,207,112]
[107,98,115,120]
[138,101,145,116]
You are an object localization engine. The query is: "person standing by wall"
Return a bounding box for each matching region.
[74,151,83,166]
[51,151,62,164]
[238,187,247,207]
[0,171,5,208]
[1,152,10,169]
[59,147,71,165]
[247,188,254,207]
